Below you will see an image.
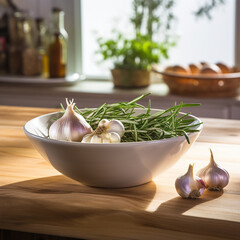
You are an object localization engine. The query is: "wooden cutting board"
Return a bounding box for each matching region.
[0,106,239,240]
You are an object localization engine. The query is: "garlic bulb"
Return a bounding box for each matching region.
[175,164,205,199]
[197,149,229,191]
[49,99,92,141]
[82,119,125,143]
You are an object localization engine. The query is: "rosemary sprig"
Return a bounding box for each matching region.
[72,94,202,143]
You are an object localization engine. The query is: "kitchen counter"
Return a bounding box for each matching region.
[1,79,240,119]
[0,106,239,240]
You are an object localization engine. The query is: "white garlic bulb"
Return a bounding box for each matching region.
[82,119,125,143]
[197,149,229,191]
[49,99,92,141]
[175,164,205,199]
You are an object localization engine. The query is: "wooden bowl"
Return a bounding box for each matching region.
[153,67,240,97]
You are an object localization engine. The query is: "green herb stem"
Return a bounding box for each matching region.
[68,94,202,143]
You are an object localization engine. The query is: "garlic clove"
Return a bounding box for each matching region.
[90,134,102,143]
[108,132,121,143]
[99,119,110,127]
[49,99,92,142]
[106,120,125,137]
[81,134,92,143]
[175,164,205,199]
[81,118,125,144]
[194,176,205,197]
[102,135,110,143]
[197,149,229,191]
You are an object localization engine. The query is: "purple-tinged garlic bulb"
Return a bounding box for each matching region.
[49,99,92,141]
[197,149,229,191]
[175,164,205,199]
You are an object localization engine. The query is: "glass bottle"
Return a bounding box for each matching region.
[49,8,68,78]
[8,11,26,75]
[22,18,40,76]
[0,13,9,74]
[0,37,7,74]
[36,18,49,78]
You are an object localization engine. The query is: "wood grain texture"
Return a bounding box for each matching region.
[0,106,239,240]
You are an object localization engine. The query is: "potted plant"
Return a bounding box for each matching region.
[97,32,172,88]
[96,0,175,88]
[96,0,225,88]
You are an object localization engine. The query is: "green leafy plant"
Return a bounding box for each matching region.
[97,32,173,70]
[97,0,176,70]
[195,0,225,19]
[130,0,175,40]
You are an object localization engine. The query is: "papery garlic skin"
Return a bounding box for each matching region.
[49,99,92,142]
[197,149,229,191]
[98,119,125,137]
[175,164,205,199]
[82,119,124,143]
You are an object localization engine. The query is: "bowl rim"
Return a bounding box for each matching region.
[153,69,240,80]
[24,109,203,146]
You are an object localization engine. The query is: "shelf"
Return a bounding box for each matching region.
[0,73,81,86]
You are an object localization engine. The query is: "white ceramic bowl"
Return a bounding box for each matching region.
[24,109,202,188]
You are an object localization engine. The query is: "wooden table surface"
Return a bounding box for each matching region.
[0,106,239,240]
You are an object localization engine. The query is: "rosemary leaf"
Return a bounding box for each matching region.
[69,94,202,143]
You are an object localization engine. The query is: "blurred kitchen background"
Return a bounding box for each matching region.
[0,0,240,119]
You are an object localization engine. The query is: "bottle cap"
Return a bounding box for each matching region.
[52,7,63,13]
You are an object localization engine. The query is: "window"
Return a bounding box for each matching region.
[79,0,236,79]
[81,0,133,79]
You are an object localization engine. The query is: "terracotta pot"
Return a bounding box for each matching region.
[111,68,150,88]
